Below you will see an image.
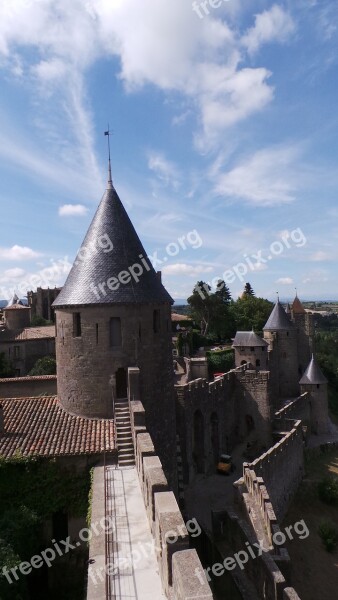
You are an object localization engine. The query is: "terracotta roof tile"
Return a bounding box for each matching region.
[0,325,55,342]
[0,396,115,458]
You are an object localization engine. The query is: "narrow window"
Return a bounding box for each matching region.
[256,359,261,367]
[73,313,81,337]
[14,346,20,358]
[96,324,99,345]
[153,309,160,333]
[110,317,122,347]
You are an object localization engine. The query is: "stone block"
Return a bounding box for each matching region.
[172,549,213,599]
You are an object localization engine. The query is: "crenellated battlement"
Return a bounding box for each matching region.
[129,392,212,599]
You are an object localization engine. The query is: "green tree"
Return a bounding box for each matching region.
[242,282,255,297]
[230,296,273,333]
[187,281,213,336]
[28,356,56,376]
[0,353,15,378]
[30,315,53,327]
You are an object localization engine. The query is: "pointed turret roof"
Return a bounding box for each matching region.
[292,295,306,314]
[263,299,293,331]
[6,293,21,307]
[53,178,173,307]
[300,355,327,385]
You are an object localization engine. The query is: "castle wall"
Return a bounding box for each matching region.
[130,399,213,599]
[248,419,304,520]
[0,375,57,398]
[274,394,310,430]
[212,507,300,600]
[175,371,240,482]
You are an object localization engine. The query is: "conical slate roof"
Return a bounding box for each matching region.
[53,182,173,307]
[300,355,327,385]
[263,300,293,331]
[6,293,21,307]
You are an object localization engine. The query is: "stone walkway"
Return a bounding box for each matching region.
[87,465,166,600]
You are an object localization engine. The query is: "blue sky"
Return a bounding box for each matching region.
[0,0,338,302]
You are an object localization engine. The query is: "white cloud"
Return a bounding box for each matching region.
[148,153,180,188]
[0,245,42,261]
[3,268,26,279]
[211,146,300,206]
[0,0,281,153]
[59,204,88,217]
[163,263,214,276]
[276,277,294,285]
[310,251,331,262]
[242,5,296,55]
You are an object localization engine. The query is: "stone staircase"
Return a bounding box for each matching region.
[114,398,135,467]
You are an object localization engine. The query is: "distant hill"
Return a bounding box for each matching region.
[0,298,28,308]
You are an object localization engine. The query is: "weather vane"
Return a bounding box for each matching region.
[104,125,113,186]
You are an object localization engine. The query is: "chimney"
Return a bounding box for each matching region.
[0,404,4,435]
[156,271,162,283]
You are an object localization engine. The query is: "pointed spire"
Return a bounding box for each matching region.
[263,298,293,331]
[300,354,327,385]
[104,127,113,189]
[292,292,306,314]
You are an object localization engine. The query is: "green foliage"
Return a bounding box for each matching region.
[0,457,91,598]
[0,456,90,519]
[315,331,338,416]
[0,352,15,378]
[187,280,234,339]
[207,349,234,376]
[242,282,255,297]
[0,538,28,600]
[176,332,184,356]
[318,520,338,552]
[229,296,273,333]
[30,316,53,327]
[28,356,57,376]
[318,476,338,505]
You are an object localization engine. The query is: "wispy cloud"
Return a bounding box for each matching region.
[0,245,42,261]
[59,204,88,217]
[242,5,296,56]
[211,145,302,206]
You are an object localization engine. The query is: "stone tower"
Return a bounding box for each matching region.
[232,331,268,370]
[291,294,314,375]
[53,165,176,481]
[300,355,329,434]
[263,299,299,399]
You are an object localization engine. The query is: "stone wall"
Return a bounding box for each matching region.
[247,419,304,520]
[55,303,176,484]
[212,507,300,600]
[130,399,213,599]
[274,394,310,431]
[235,369,273,446]
[0,375,57,398]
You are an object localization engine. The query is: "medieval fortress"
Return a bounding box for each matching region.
[0,164,330,600]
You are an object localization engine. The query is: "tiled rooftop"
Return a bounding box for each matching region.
[0,325,55,341]
[0,396,115,458]
[0,375,57,383]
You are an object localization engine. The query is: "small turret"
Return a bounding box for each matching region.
[300,355,329,435]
